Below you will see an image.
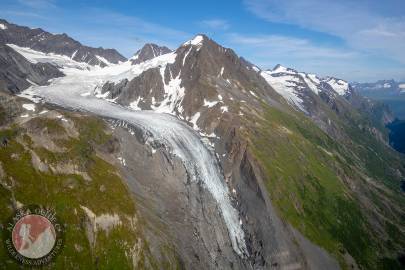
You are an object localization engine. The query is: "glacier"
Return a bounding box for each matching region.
[18,50,248,257]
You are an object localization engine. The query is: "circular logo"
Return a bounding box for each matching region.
[3,205,64,266]
[12,214,56,259]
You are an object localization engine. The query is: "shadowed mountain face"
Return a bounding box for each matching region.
[387,119,405,154]
[0,44,63,93]
[1,20,405,270]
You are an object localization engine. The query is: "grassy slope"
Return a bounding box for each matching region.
[0,113,180,269]
[246,105,405,270]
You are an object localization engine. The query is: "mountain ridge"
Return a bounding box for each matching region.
[0,19,126,67]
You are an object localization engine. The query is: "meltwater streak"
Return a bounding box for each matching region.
[22,72,248,256]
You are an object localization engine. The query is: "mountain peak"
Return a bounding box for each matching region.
[269,64,298,74]
[182,34,207,48]
[130,43,172,65]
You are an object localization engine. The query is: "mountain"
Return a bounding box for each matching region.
[261,65,394,141]
[1,20,404,270]
[353,80,405,120]
[130,43,172,65]
[0,43,64,93]
[0,19,127,94]
[0,19,126,66]
[96,35,405,269]
[353,80,405,94]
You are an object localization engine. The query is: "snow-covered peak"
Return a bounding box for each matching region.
[261,70,307,112]
[269,64,298,75]
[272,64,289,73]
[260,65,353,112]
[182,35,205,48]
[324,77,350,96]
[0,23,7,30]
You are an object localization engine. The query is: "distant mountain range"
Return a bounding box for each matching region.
[353,80,405,119]
[0,19,404,270]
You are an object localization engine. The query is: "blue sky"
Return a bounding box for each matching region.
[1,0,404,82]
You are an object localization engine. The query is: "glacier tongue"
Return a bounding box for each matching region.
[20,60,248,257]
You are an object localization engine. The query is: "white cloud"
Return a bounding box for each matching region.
[227,33,357,59]
[17,0,56,9]
[244,0,405,64]
[200,19,230,30]
[225,33,405,82]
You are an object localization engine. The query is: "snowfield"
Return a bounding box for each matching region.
[17,45,248,257]
[261,64,352,113]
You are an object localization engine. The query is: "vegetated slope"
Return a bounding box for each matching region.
[0,92,182,269]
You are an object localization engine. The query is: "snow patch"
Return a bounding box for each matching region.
[249,90,258,98]
[95,55,113,66]
[182,35,204,50]
[300,73,320,94]
[0,24,7,30]
[189,112,201,130]
[22,103,36,111]
[117,156,126,166]
[71,50,78,59]
[6,44,90,70]
[150,64,185,115]
[182,46,193,65]
[220,67,224,76]
[129,97,142,110]
[203,99,219,108]
[26,79,39,86]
